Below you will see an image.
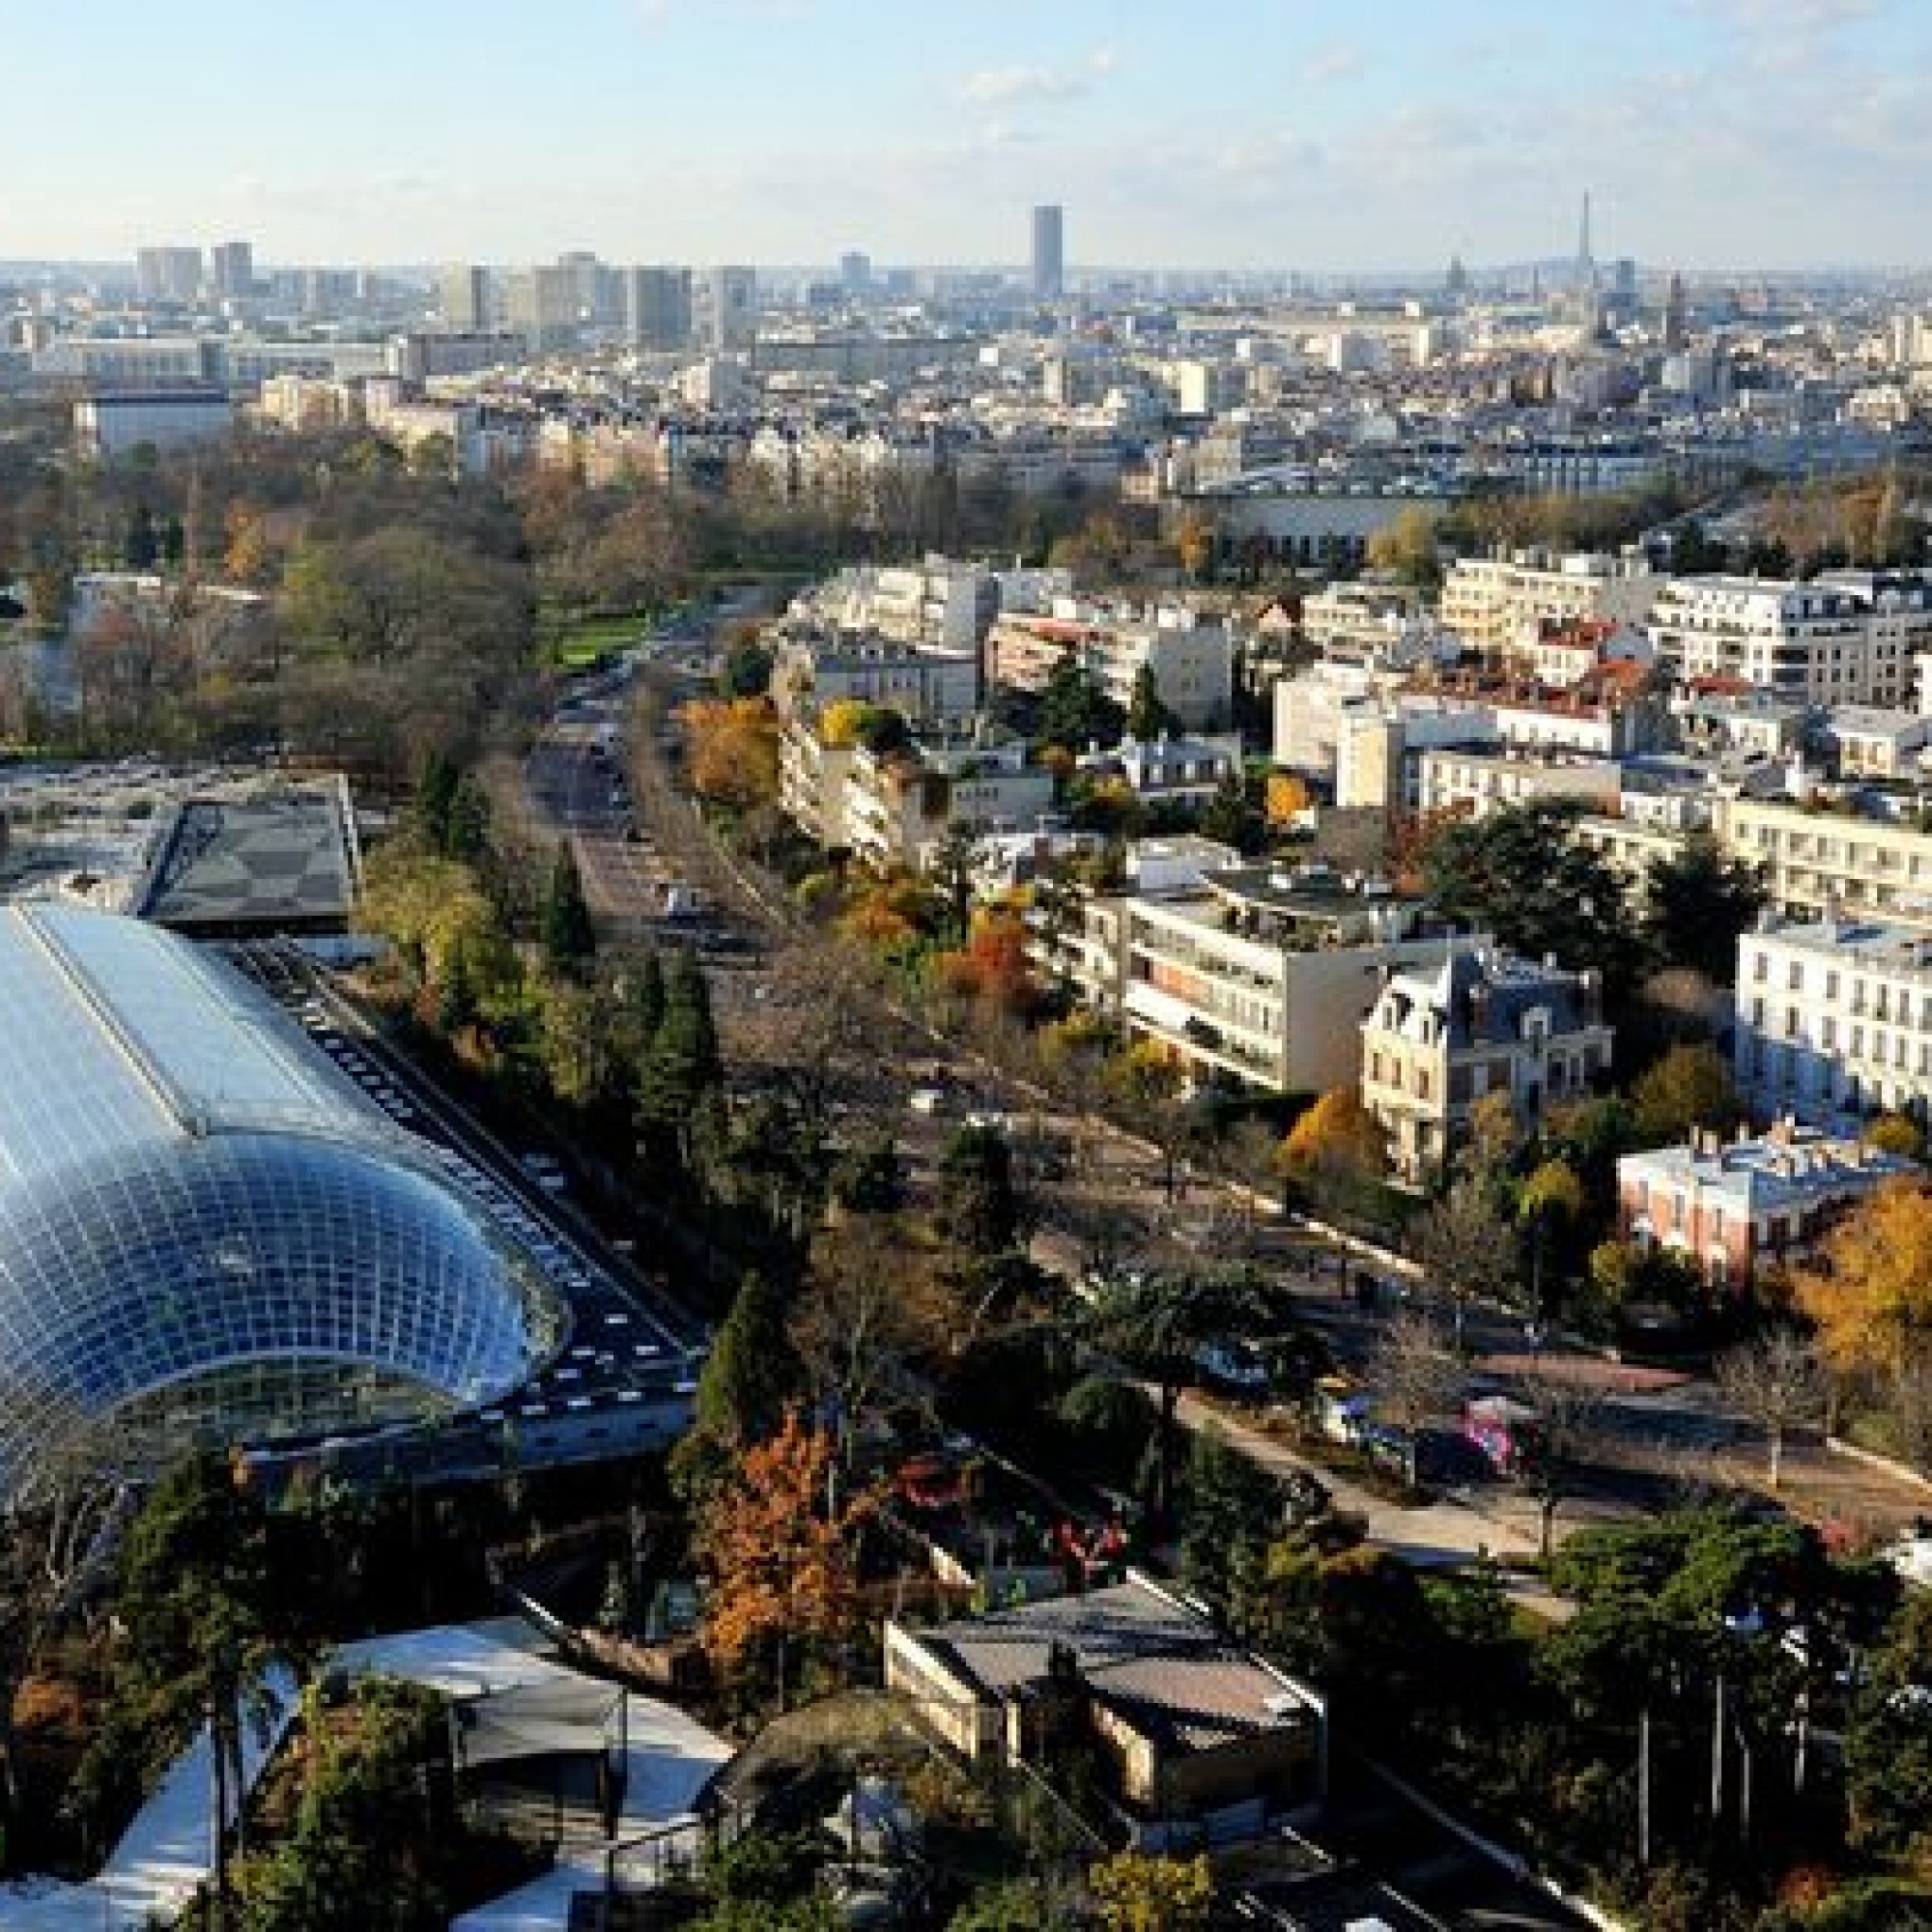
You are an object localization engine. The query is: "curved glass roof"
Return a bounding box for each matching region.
[0,906,562,1492]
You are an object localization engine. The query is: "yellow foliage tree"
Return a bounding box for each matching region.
[1264,770,1312,828]
[1863,1112,1926,1162]
[818,697,871,749]
[1278,1088,1385,1180]
[680,696,780,812]
[1796,1179,1932,1382]
[1088,1851,1213,1932]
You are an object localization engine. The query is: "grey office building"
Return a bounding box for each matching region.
[1031,204,1065,299]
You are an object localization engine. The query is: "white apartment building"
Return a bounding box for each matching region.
[1415,748,1621,819]
[1717,797,1932,931]
[1299,582,1428,655]
[1034,843,1464,1095]
[1826,706,1932,780]
[1735,913,1932,1127]
[780,725,1054,871]
[1362,944,1614,1184]
[1645,574,1932,707]
[987,604,1234,729]
[1439,550,1662,656]
[805,557,1009,655]
[769,634,981,726]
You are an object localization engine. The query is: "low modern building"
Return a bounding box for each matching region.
[885,1573,1326,1846]
[1618,1122,1913,1288]
[1736,913,1932,1127]
[1361,943,1614,1183]
[1717,797,1932,932]
[74,388,235,458]
[0,906,569,1496]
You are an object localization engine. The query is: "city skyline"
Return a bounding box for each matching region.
[2,0,1928,271]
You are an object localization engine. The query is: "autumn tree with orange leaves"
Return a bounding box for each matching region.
[696,1410,874,1681]
[1796,1177,1932,1392]
[680,696,780,813]
[934,907,1040,1019]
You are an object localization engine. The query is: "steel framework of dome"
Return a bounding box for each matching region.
[0,905,563,1493]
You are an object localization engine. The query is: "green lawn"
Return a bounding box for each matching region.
[541,609,653,668]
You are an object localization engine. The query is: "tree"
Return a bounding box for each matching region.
[636,950,722,1162]
[1643,835,1766,985]
[1364,505,1443,587]
[1864,1111,1927,1161]
[540,842,596,974]
[791,1214,941,1490]
[1716,1328,1825,1491]
[1511,1364,1610,1559]
[1264,769,1311,830]
[1125,664,1177,741]
[1517,1156,1586,1321]
[1085,1269,1284,1530]
[937,1122,1021,1258]
[115,1453,284,1928]
[1409,1176,1520,1339]
[1179,1431,1281,1621]
[1796,1178,1932,1387]
[681,696,781,812]
[696,1273,803,1448]
[1631,1040,1739,1146]
[1278,1088,1386,1192]
[1087,1851,1212,1932]
[1420,801,1641,997]
[1845,1592,1932,1858]
[720,638,775,698]
[696,1412,871,1683]
[1034,654,1123,752]
[125,501,160,571]
[1371,1309,1463,1486]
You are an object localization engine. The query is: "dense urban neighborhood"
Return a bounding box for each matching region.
[11,84,1932,1932]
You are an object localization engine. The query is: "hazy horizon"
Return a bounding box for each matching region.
[3,0,1927,271]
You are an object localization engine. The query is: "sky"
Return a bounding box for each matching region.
[1,0,1927,271]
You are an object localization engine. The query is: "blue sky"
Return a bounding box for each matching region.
[2,0,1926,269]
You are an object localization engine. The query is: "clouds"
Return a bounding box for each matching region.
[958,45,1119,108]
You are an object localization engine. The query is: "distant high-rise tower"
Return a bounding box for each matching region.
[1031,204,1065,300]
[621,267,693,351]
[694,267,757,352]
[1663,271,1689,353]
[1577,190,1595,289]
[210,241,254,299]
[1446,254,1469,298]
[440,264,492,332]
[134,246,204,303]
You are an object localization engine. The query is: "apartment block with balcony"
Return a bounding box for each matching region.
[1735,913,1932,1128]
[987,604,1235,729]
[1645,575,1932,707]
[1361,945,1613,1184]
[1439,550,1661,657]
[1718,797,1932,931]
[1034,842,1463,1095]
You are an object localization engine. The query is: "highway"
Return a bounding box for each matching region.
[222,938,704,1488]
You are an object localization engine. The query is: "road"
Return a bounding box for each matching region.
[540,641,1932,1562]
